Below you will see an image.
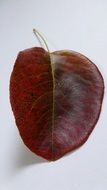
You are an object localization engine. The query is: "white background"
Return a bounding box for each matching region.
[0,0,107,189]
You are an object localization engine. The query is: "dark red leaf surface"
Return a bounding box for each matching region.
[10,47,104,161]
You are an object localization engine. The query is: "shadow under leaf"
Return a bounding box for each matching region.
[14,143,47,171]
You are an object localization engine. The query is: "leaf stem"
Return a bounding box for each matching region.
[33,28,55,160]
[33,29,50,53]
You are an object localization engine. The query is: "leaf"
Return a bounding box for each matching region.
[10,47,104,161]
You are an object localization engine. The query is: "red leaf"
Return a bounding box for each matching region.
[10,47,104,161]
